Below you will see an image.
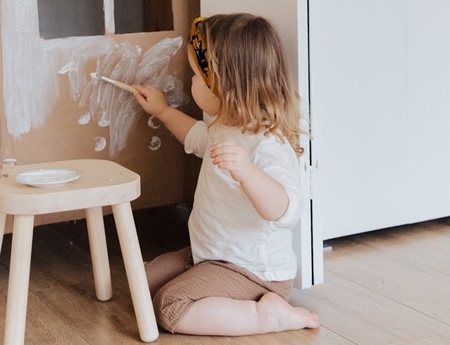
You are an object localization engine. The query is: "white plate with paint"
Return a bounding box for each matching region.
[15,169,80,187]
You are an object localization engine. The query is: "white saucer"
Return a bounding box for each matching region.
[15,169,80,187]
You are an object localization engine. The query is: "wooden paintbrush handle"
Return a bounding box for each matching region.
[114,81,137,94]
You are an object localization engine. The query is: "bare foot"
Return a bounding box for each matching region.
[256,292,320,333]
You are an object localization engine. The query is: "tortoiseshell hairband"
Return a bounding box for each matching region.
[189,17,219,96]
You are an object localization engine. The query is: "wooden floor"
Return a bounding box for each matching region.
[1,205,450,345]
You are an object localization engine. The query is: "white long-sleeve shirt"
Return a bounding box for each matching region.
[184,121,302,281]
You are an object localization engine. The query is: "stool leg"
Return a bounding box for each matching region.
[0,213,6,255]
[85,207,113,301]
[112,202,159,342]
[4,215,34,345]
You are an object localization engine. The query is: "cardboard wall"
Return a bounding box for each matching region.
[0,0,201,225]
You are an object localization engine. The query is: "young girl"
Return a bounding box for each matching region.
[133,13,319,336]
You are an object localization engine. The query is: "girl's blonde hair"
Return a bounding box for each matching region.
[196,13,303,155]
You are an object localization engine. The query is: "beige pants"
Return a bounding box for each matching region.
[145,246,294,333]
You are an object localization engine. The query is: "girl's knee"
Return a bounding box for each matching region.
[145,246,191,296]
[153,284,193,333]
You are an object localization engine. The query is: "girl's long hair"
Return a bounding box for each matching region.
[197,14,303,155]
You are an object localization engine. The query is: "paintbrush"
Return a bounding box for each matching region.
[90,72,137,94]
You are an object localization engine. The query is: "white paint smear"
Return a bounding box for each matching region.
[78,112,91,125]
[97,114,110,127]
[148,136,162,151]
[94,136,107,151]
[147,116,161,129]
[1,0,112,138]
[103,0,115,34]
[1,0,189,157]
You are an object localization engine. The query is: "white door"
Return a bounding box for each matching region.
[310,0,410,240]
[406,0,450,223]
[310,0,450,241]
[200,0,321,288]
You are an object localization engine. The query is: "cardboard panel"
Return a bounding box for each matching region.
[0,0,201,225]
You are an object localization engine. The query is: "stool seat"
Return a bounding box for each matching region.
[0,159,140,215]
[0,159,159,344]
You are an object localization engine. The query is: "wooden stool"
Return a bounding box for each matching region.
[0,159,159,345]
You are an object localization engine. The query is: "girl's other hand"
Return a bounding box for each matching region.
[133,84,170,120]
[209,141,255,183]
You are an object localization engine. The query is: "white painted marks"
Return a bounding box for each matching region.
[148,136,162,151]
[1,0,189,156]
[78,112,91,125]
[94,136,107,152]
[147,116,161,129]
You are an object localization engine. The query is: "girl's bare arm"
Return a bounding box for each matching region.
[134,84,197,144]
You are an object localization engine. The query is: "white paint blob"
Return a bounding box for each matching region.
[94,136,107,151]
[78,112,91,125]
[148,136,162,151]
[58,61,77,74]
[147,116,161,129]
[97,116,110,127]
